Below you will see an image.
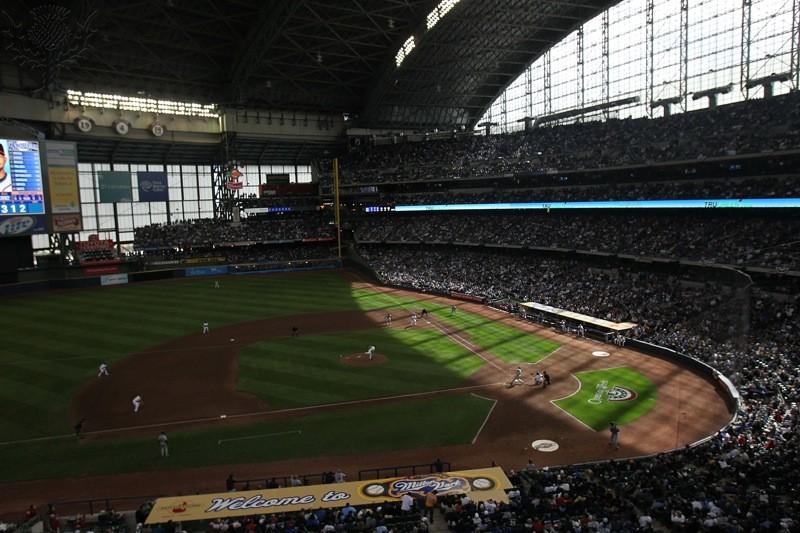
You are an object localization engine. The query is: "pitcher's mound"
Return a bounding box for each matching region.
[340,353,388,366]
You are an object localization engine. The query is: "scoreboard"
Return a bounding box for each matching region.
[0,139,45,216]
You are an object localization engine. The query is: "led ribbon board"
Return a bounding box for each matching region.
[388,198,800,212]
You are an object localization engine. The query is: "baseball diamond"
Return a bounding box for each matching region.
[0,270,732,514]
[2,1,798,527]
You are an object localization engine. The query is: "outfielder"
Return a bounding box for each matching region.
[98,362,110,377]
[203,321,209,334]
[132,394,143,413]
[366,345,376,360]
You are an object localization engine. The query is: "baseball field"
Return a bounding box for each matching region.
[0,269,733,500]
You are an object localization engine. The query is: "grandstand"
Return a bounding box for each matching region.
[0,0,798,531]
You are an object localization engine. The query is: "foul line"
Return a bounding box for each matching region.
[0,382,506,447]
[426,317,504,371]
[218,430,301,445]
[379,290,504,372]
[549,374,594,431]
[469,393,498,445]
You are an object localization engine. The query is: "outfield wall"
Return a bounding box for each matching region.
[0,257,343,296]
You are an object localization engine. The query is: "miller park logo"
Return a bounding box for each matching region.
[587,380,637,404]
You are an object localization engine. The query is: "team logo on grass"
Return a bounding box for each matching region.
[588,380,609,404]
[553,367,657,430]
[607,385,637,401]
[587,380,637,404]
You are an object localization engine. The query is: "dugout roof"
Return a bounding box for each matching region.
[0,0,615,130]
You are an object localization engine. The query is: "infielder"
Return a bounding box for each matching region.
[132,394,143,413]
[203,321,209,334]
[534,370,544,386]
[411,313,418,326]
[385,312,392,325]
[98,362,110,377]
[366,345,376,360]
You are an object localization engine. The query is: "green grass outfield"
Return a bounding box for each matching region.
[0,394,493,482]
[553,367,658,430]
[0,270,557,481]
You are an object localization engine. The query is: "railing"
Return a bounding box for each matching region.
[233,472,329,490]
[47,494,161,516]
[358,462,450,481]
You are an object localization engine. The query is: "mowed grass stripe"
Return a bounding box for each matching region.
[238,327,485,408]
[0,272,370,441]
[430,305,559,363]
[349,287,560,364]
[0,394,494,482]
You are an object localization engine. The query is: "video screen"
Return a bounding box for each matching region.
[0,139,45,216]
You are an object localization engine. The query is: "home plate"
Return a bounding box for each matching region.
[592,351,610,357]
[531,439,559,452]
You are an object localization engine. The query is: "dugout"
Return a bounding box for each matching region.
[518,301,637,342]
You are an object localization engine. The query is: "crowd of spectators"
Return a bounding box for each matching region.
[358,243,799,531]
[137,243,335,266]
[379,175,800,206]
[329,91,800,185]
[134,217,333,250]
[352,213,800,271]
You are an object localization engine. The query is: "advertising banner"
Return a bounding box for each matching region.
[185,265,229,276]
[47,167,80,214]
[84,265,119,276]
[98,171,132,203]
[0,214,48,236]
[45,141,79,167]
[137,171,169,202]
[100,273,129,286]
[52,213,82,232]
[146,467,511,524]
[45,141,81,217]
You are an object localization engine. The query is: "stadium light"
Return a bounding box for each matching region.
[66,90,219,118]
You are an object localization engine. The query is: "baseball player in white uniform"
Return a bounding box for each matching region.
[366,345,376,360]
[577,323,585,337]
[510,367,525,387]
[411,313,418,326]
[203,321,209,334]
[98,363,110,377]
[132,395,143,413]
[534,370,544,386]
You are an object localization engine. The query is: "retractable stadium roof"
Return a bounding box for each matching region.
[1,0,614,130]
